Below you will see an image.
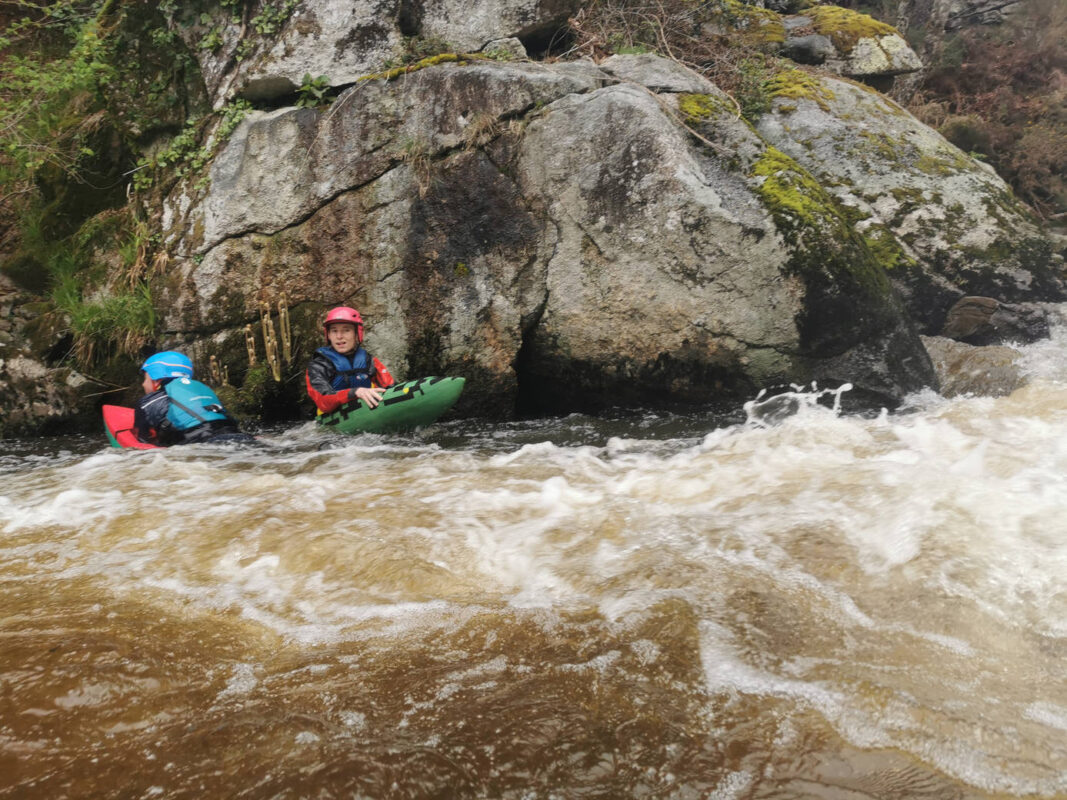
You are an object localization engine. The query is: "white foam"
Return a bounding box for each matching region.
[216,663,259,700]
[707,771,754,800]
[1024,702,1067,732]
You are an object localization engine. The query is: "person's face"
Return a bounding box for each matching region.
[327,322,359,354]
[141,371,160,395]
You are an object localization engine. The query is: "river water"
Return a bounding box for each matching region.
[2,330,1067,799]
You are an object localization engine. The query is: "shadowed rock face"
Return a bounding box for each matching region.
[157,56,941,415]
[0,276,89,436]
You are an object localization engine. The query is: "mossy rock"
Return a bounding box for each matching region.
[711,0,787,48]
[763,68,835,112]
[750,145,897,354]
[806,5,901,54]
[862,225,919,272]
[359,53,489,83]
[0,253,50,293]
[752,147,845,237]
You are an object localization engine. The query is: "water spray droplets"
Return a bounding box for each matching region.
[743,382,854,427]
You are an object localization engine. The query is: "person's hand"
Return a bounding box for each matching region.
[349,386,386,409]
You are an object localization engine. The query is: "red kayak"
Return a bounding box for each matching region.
[102,405,160,450]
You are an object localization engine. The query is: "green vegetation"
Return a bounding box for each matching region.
[752,147,836,232]
[60,283,157,364]
[571,0,784,57]
[733,55,776,120]
[9,203,158,365]
[713,0,786,47]
[751,146,891,287]
[749,145,898,354]
[913,150,969,177]
[250,0,300,36]
[217,362,272,420]
[899,0,1067,220]
[380,35,456,70]
[295,73,332,108]
[569,0,797,124]
[862,225,918,272]
[158,0,301,61]
[0,1,257,376]
[128,98,252,192]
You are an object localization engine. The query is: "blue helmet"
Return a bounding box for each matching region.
[141,351,194,380]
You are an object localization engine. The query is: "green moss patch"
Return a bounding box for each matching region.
[914,150,970,177]
[763,68,835,111]
[677,93,732,122]
[807,5,900,54]
[359,53,488,83]
[752,147,840,232]
[863,225,917,272]
[750,146,898,353]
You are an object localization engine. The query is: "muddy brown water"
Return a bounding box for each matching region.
[3,334,1067,798]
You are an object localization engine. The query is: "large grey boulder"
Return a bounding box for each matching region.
[156,56,935,414]
[512,79,933,409]
[162,61,604,254]
[166,0,582,109]
[755,70,1066,335]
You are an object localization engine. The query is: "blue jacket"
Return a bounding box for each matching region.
[164,378,231,430]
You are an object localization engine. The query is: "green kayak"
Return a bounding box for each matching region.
[316,376,465,434]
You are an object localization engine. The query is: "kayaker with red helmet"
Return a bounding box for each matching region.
[133,351,248,445]
[305,306,396,414]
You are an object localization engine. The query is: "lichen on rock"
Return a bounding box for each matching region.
[756,70,1066,333]
[784,5,922,79]
[358,52,488,83]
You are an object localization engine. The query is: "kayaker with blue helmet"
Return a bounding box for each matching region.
[133,351,248,445]
[305,306,396,414]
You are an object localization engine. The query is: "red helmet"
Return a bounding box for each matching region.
[323,306,364,343]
